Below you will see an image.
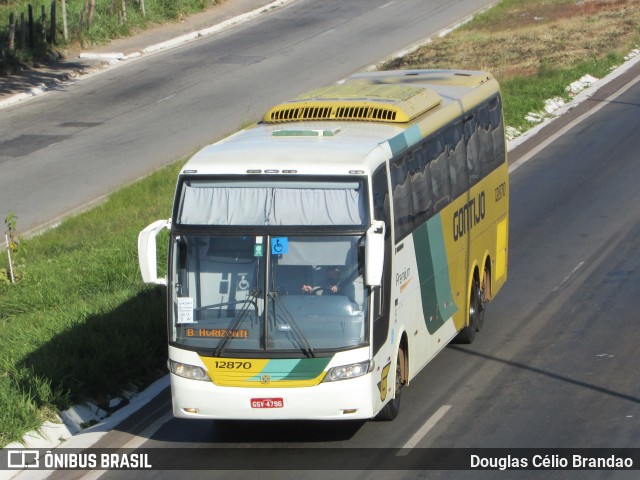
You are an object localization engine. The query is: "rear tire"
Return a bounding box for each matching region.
[477,268,489,331]
[454,279,480,344]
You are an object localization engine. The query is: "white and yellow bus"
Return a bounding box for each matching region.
[138,69,509,421]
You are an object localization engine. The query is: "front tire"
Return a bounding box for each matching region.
[375,351,403,421]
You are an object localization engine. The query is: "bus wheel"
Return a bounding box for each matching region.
[477,268,489,332]
[375,351,403,421]
[455,279,480,344]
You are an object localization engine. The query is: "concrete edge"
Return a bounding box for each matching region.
[1,376,169,480]
[506,49,640,152]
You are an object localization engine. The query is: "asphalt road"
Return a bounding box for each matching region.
[54,60,640,480]
[0,0,495,236]
[6,0,640,478]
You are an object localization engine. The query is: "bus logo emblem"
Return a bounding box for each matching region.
[260,375,271,384]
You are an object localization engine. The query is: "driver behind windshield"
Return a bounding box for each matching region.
[302,266,355,303]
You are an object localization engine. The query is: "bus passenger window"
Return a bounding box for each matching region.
[430,153,451,213]
[490,96,506,167]
[391,154,414,240]
[464,114,481,185]
[372,166,390,223]
[445,123,468,199]
[411,165,432,226]
[477,105,495,177]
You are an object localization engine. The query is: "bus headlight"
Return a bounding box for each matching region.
[323,361,371,382]
[169,360,211,382]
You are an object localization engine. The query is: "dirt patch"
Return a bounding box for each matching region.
[384,0,640,81]
[485,0,632,29]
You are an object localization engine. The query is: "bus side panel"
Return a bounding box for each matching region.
[395,217,461,381]
[439,161,509,317]
[493,163,509,293]
[390,233,422,383]
[495,216,508,284]
[468,162,509,298]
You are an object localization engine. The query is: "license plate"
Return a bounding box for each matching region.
[251,398,284,409]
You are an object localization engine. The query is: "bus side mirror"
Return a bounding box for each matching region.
[365,221,385,287]
[138,219,170,285]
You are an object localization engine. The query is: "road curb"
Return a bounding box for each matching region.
[2,377,169,480]
[506,50,640,154]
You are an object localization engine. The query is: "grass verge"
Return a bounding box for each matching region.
[1,0,639,447]
[0,161,181,446]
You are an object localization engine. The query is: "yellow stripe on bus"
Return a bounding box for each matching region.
[496,219,508,281]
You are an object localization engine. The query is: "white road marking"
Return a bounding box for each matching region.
[397,404,451,455]
[78,411,174,480]
[156,94,177,103]
[554,261,586,292]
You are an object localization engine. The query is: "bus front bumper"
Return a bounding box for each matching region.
[170,372,376,420]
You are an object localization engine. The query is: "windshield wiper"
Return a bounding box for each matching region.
[213,289,260,357]
[268,291,315,358]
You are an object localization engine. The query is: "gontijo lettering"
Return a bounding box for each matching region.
[453,191,486,241]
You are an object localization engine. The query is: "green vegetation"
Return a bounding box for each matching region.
[1,0,640,447]
[382,0,640,131]
[501,54,625,130]
[1,0,220,75]
[0,161,181,446]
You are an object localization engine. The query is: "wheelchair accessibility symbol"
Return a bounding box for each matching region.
[271,237,288,255]
[238,274,250,291]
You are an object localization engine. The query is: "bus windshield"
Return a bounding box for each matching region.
[170,234,367,354]
[177,179,366,226]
